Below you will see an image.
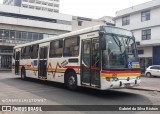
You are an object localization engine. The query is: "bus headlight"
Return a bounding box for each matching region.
[112,77,119,81]
[136,76,140,80]
[105,77,119,81]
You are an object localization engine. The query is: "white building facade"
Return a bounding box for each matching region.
[0,4,71,70]
[3,0,59,13]
[115,0,160,71]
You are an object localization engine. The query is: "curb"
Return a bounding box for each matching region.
[128,87,160,92]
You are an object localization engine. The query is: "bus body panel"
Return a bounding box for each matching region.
[12,25,141,90]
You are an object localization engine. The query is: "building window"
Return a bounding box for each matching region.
[42,7,47,11]
[33,33,38,40]
[122,15,130,26]
[36,0,41,4]
[39,33,43,40]
[22,4,28,8]
[36,6,41,10]
[142,29,151,40]
[54,4,59,7]
[54,9,59,13]
[29,5,34,9]
[4,30,9,39]
[23,0,28,2]
[141,10,150,22]
[0,30,4,39]
[10,31,16,39]
[22,32,28,41]
[42,2,47,5]
[48,3,53,6]
[48,8,53,12]
[78,21,82,26]
[29,0,35,3]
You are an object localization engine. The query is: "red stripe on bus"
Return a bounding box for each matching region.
[63,66,80,69]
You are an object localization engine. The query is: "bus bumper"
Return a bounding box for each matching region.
[100,77,141,90]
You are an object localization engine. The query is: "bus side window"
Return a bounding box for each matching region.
[64,36,80,57]
[49,39,63,57]
[21,47,26,59]
[31,45,39,59]
[25,46,31,59]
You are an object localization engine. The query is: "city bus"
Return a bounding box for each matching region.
[12,25,141,90]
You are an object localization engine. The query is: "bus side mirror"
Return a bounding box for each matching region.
[99,31,105,37]
[100,37,106,50]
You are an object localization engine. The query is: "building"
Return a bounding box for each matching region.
[115,0,160,71]
[72,16,115,31]
[0,4,72,70]
[3,0,59,13]
[99,16,115,26]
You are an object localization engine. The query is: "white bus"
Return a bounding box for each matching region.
[12,25,141,90]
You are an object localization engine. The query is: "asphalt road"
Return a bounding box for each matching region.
[0,72,160,114]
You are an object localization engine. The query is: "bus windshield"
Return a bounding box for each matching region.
[102,34,137,69]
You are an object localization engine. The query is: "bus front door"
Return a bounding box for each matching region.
[38,47,48,79]
[81,39,100,88]
[15,51,20,74]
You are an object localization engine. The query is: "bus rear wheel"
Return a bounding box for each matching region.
[66,72,77,90]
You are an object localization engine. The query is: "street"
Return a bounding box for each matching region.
[0,72,160,114]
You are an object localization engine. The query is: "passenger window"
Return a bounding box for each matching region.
[49,39,63,57]
[64,36,80,57]
[21,46,31,59]
[31,45,39,59]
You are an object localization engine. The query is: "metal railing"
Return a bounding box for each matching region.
[0,39,32,45]
[0,50,13,53]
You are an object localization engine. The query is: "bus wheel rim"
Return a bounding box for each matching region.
[68,76,75,86]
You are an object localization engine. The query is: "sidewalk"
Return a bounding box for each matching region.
[129,76,160,92]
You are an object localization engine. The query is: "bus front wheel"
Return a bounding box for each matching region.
[66,72,77,90]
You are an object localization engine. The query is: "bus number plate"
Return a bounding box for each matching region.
[125,83,130,87]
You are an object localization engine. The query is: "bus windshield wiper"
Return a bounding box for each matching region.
[112,35,122,52]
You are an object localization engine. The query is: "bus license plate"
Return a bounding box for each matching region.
[125,83,130,87]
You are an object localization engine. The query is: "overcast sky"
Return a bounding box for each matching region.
[0,0,151,19]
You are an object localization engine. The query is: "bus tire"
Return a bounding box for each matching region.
[66,72,77,90]
[21,68,26,80]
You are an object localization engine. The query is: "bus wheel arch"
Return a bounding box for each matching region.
[21,66,26,80]
[64,68,77,90]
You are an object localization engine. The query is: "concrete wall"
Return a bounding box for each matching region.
[0,4,72,32]
[138,46,152,58]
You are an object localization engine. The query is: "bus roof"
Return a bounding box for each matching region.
[14,25,103,49]
[14,25,131,49]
